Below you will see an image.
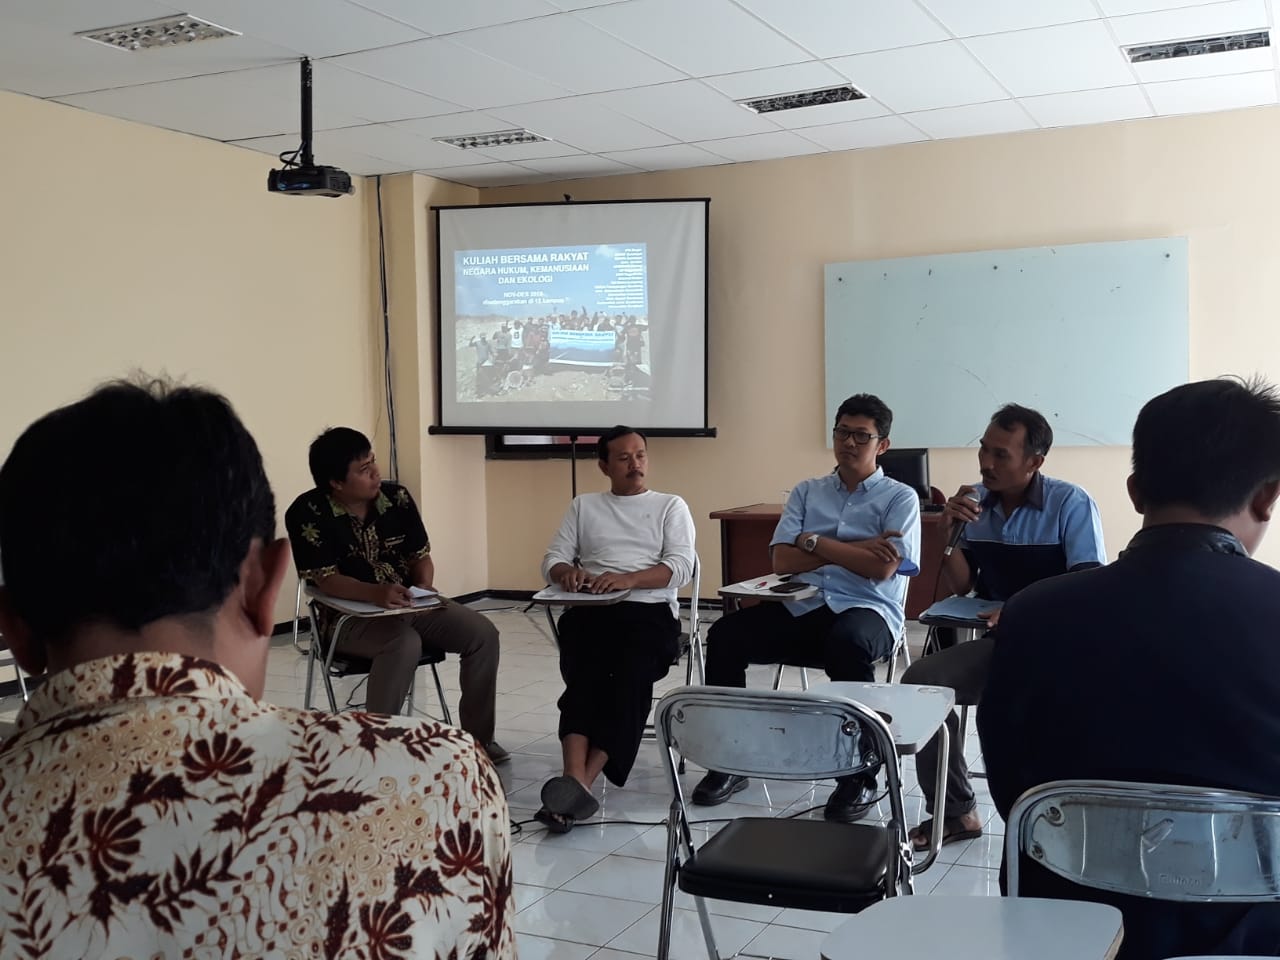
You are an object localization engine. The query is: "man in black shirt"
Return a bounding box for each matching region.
[980,378,1280,959]
[286,428,505,763]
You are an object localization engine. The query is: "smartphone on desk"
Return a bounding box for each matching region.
[769,581,808,594]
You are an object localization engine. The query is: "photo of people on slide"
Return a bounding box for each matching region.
[454,243,651,403]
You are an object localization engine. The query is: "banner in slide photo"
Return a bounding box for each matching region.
[455,243,647,318]
[547,329,616,366]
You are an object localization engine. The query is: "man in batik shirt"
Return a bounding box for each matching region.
[0,379,514,960]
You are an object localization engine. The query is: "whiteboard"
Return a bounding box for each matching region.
[824,238,1188,448]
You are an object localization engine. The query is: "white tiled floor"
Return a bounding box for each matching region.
[0,603,1003,959]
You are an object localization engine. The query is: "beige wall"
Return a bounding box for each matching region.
[0,91,378,623]
[371,173,489,596]
[483,105,1280,591]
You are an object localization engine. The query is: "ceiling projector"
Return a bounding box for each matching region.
[268,164,352,198]
[268,57,353,199]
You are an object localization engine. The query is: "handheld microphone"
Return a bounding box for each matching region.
[942,491,982,557]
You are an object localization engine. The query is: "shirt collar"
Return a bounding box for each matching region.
[12,652,252,736]
[981,472,1046,512]
[327,489,393,518]
[831,466,885,493]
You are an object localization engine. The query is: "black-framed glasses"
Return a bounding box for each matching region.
[833,427,881,445]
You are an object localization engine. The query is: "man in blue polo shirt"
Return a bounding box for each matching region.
[693,394,921,822]
[903,403,1105,851]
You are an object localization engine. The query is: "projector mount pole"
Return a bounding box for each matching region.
[299,56,315,168]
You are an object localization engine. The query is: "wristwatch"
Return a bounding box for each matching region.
[801,533,820,553]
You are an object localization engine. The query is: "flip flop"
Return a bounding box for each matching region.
[540,775,601,821]
[534,807,575,834]
[909,816,983,851]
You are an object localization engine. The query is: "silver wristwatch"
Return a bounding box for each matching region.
[801,533,820,553]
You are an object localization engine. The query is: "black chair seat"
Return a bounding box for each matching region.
[330,647,446,678]
[678,817,893,913]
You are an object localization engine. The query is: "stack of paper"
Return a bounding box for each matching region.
[919,595,1002,626]
[532,586,631,603]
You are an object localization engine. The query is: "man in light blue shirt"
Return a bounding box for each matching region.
[694,394,921,821]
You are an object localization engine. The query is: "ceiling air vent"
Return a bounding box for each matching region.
[435,129,550,150]
[77,14,240,51]
[1125,29,1269,63]
[737,84,865,114]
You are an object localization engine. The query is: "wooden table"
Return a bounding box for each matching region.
[709,503,946,619]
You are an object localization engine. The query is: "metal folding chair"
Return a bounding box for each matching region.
[1007,779,1280,902]
[0,632,31,701]
[655,686,913,960]
[301,587,453,723]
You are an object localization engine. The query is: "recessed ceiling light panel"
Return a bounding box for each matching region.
[77,15,241,52]
[434,129,550,150]
[737,84,865,114]
[1125,29,1269,63]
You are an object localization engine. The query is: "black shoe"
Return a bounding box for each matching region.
[824,776,878,822]
[692,771,749,806]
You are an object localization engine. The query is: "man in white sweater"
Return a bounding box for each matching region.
[537,425,696,832]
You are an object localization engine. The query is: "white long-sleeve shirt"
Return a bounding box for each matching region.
[541,490,696,617]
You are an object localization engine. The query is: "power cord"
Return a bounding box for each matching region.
[375,176,399,481]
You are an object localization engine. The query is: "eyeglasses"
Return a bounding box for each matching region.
[833,427,881,445]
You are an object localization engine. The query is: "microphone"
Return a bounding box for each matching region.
[942,491,982,558]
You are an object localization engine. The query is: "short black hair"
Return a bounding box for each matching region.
[308,427,371,490]
[1132,377,1280,519]
[597,425,646,462]
[835,394,892,438]
[990,404,1053,458]
[0,378,275,644]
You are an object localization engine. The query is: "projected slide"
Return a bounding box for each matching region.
[455,243,649,402]
[434,199,708,433]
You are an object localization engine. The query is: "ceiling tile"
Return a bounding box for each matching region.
[964,21,1137,97]
[794,114,929,150]
[315,63,464,123]
[385,111,517,139]
[1097,0,1226,15]
[904,98,1037,138]
[591,80,779,140]
[229,131,407,174]
[346,0,559,35]
[702,61,845,100]
[1131,46,1274,83]
[765,96,894,128]
[181,0,427,57]
[422,161,546,185]
[0,0,300,98]
[600,143,733,170]
[733,0,949,59]
[322,121,500,167]
[1144,68,1278,114]
[55,64,366,141]
[329,37,573,108]
[830,41,1009,112]
[487,97,676,152]
[692,130,826,161]
[449,13,683,94]
[918,0,1099,37]
[1020,84,1154,126]
[518,154,646,177]
[579,0,810,76]
[1108,0,1269,45]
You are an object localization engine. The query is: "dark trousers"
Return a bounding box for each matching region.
[557,602,680,787]
[704,603,893,785]
[902,632,995,819]
[704,602,894,687]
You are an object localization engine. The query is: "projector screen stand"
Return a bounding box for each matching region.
[568,434,579,500]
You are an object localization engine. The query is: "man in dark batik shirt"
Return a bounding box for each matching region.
[285,427,505,763]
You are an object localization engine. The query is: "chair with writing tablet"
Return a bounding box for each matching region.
[298,584,452,722]
[655,686,915,960]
